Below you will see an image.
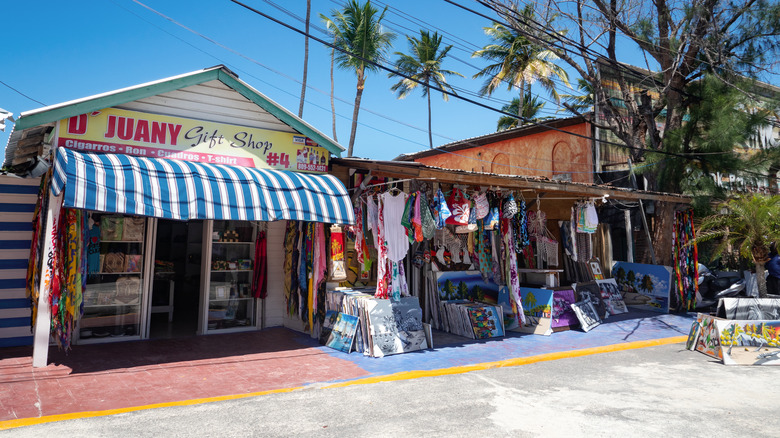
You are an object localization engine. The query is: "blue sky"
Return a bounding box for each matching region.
[0,1,661,162]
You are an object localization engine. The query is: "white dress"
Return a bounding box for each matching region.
[381,191,410,262]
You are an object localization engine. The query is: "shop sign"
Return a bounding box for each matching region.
[57,108,329,173]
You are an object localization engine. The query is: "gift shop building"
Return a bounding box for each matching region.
[3,66,355,366]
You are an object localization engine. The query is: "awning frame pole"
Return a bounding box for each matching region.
[32,191,62,368]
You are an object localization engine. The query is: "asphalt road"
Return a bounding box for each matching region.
[6,343,780,437]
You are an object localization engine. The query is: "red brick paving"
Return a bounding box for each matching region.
[0,328,369,422]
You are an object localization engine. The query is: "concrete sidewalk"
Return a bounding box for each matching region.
[0,309,694,429]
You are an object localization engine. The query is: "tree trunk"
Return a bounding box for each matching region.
[347,72,365,157]
[298,0,311,118]
[651,201,675,267]
[756,261,768,298]
[427,79,433,149]
[330,47,338,142]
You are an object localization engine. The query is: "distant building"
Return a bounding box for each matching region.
[396,115,595,185]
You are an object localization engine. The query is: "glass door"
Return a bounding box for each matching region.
[79,213,147,343]
[201,220,258,333]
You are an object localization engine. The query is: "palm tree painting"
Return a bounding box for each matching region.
[389,30,463,149]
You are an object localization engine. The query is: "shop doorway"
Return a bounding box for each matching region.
[149,220,204,339]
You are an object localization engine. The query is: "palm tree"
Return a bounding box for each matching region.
[695,194,780,298]
[389,30,463,149]
[298,0,311,118]
[471,3,569,115]
[321,0,394,157]
[496,91,546,130]
[559,78,594,114]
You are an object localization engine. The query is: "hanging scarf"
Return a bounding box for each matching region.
[283,221,298,315]
[354,202,365,265]
[673,210,698,312]
[412,192,424,242]
[252,229,268,299]
[26,171,51,329]
[419,193,436,240]
[375,195,389,299]
[476,220,491,283]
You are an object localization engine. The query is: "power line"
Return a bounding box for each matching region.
[229,0,767,172]
[0,80,46,106]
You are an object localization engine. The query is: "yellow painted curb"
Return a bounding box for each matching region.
[0,386,304,431]
[0,336,687,430]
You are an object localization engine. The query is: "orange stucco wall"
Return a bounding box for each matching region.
[413,123,593,184]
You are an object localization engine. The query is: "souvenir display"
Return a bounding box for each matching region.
[122,217,145,241]
[101,216,124,241]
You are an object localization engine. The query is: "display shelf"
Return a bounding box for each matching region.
[96,271,143,275]
[211,270,253,273]
[80,213,147,344]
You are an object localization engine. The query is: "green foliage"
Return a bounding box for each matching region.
[320,0,395,76]
[695,193,780,264]
[496,91,548,130]
[646,75,773,202]
[389,30,462,99]
[471,3,569,101]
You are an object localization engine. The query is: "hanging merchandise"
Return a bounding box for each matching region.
[329,225,347,281]
[375,195,390,299]
[381,190,410,263]
[49,208,86,350]
[354,202,365,265]
[455,200,478,233]
[432,188,452,229]
[412,192,424,242]
[576,201,598,233]
[252,226,268,299]
[569,208,579,262]
[672,210,699,312]
[515,199,530,249]
[445,187,470,225]
[484,191,500,230]
[502,193,518,219]
[474,192,489,219]
[419,192,436,240]
[26,172,50,329]
[283,221,299,315]
[476,220,492,282]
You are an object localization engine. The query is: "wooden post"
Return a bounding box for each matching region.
[624,209,634,263]
[32,192,62,368]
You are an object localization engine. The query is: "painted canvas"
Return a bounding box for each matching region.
[596,279,628,315]
[325,312,359,353]
[575,282,609,319]
[465,304,505,338]
[611,262,672,313]
[517,287,553,336]
[366,297,428,357]
[319,310,339,345]
[717,298,780,320]
[685,321,701,351]
[694,313,723,360]
[716,319,780,366]
[434,271,520,330]
[551,288,579,329]
[571,299,601,332]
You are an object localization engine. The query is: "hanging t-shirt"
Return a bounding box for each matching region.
[381,191,410,262]
[87,225,101,275]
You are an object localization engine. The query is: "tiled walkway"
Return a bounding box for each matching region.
[0,309,694,425]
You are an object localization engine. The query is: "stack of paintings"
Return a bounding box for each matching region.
[325,289,429,357]
[439,300,505,339]
[427,271,521,334]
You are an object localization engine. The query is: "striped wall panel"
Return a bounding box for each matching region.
[0,175,40,348]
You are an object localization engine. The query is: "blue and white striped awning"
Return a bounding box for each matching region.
[51,148,355,224]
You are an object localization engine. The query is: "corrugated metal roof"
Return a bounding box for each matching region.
[395,114,589,162]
